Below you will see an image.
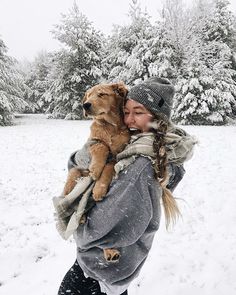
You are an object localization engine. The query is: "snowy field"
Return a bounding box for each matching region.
[0,114,236,295]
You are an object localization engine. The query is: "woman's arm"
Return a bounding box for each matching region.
[69,158,184,250]
[74,157,161,250]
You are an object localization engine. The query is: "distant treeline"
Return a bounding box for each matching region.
[1,0,236,126]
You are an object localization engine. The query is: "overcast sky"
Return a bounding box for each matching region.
[1,0,236,61]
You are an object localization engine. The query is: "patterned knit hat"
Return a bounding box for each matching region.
[127,77,175,119]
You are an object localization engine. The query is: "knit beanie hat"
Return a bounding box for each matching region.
[127,77,175,119]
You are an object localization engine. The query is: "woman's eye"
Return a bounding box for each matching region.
[135,112,144,115]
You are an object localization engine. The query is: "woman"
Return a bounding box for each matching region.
[57,77,196,295]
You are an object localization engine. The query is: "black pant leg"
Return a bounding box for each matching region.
[58,260,105,295]
[58,260,128,295]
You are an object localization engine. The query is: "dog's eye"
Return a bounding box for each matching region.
[98,93,107,98]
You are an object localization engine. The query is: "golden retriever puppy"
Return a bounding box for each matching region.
[63,82,130,262]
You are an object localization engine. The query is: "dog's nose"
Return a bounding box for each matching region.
[83,102,92,111]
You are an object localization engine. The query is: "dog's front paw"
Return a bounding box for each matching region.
[103,248,120,263]
[79,214,87,224]
[92,184,107,201]
[89,164,103,180]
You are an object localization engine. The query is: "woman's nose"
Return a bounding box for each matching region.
[125,113,135,125]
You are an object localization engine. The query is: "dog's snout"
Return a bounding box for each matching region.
[83,102,92,111]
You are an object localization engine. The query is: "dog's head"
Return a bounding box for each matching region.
[82,82,128,120]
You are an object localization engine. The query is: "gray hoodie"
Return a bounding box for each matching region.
[71,155,185,295]
[63,126,198,295]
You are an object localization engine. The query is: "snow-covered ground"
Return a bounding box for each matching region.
[0,114,236,295]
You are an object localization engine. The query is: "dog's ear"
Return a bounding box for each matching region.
[111,82,128,98]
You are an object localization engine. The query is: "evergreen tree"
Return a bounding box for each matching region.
[118,0,189,84]
[99,0,188,88]
[103,0,155,85]
[172,0,236,125]
[204,0,236,119]
[0,37,27,126]
[23,51,52,113]
[158,0,188,75]
[46,2,104,119]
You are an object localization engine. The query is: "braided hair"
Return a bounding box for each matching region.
[150,114,181,229]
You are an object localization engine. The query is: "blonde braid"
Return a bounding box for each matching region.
[152,116,180,229]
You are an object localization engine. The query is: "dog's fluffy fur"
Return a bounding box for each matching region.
[63,82,130,262]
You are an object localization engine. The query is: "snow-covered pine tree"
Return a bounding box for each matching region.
[171,2,217,125]
[146,0,190,81]
[146,25,177,80]
[23,51,52,113]
[152,0,188,79]
[172,0,236,125]
[103,0,155,85]
[172,56,216,125]
[0,37,27,126]
[46,2,104,119]
[203,0,236,121]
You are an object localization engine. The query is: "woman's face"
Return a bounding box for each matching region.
[124,99,153,132]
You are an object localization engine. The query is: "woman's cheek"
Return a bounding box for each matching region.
[141,116,152,131]
[124,115,130,126]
